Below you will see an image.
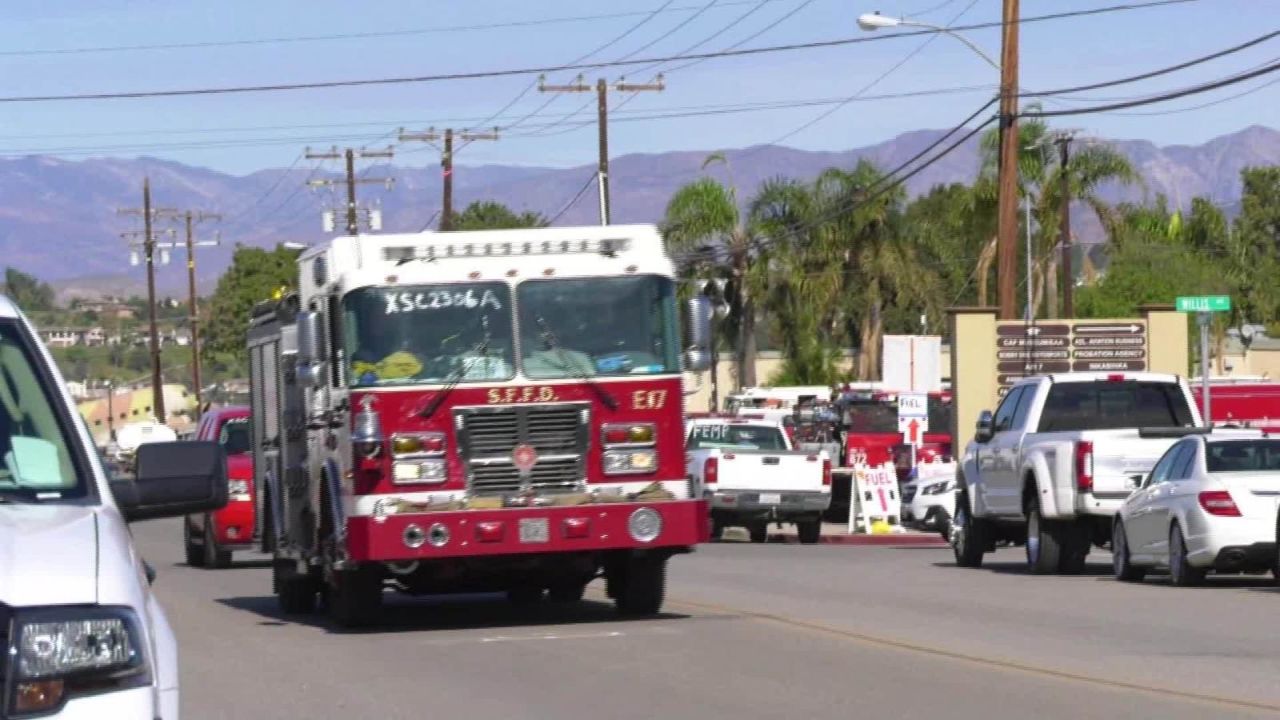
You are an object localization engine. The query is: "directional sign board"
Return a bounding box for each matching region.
[994,319,1148,399]
[897,392,928,418]
[1176,295,1231,313]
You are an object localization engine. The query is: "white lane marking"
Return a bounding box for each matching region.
[481,630,625,643]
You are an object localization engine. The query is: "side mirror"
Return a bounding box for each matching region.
[973,410,994,443]
[296,311,321,365]
[114,441,228,522]
[682,296,713,373]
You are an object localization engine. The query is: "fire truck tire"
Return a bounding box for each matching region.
[183,519,204,568]
[615,556,667,617]
[273,560,318,615]
[204,521,232,569]
[797,518,821,545]
[710,518,725,541]
[548,583,587,603]
[506,586,546,606]
[327,565,383,628]
[747,523,768,544]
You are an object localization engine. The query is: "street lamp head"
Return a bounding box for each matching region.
[857,12,900,30]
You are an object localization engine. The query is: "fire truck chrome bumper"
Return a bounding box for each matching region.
[345,499,709,561]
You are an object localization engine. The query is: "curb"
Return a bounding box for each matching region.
[765,533,950,547]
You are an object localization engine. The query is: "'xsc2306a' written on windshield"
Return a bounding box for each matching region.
[383,289,503,314]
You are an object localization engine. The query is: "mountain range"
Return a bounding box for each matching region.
[8,124,1277,301]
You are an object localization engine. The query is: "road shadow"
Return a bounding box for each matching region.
[930,560,1115,577]
[216,592,691,635]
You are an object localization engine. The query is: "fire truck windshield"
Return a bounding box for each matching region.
[516,275,679,379]
[343,282,516,387]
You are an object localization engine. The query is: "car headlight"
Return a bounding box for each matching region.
[603,449,657,475]
[228,479,251,496]
[922,481,952,495]
[392,459,447,484]
[8,606,150,716]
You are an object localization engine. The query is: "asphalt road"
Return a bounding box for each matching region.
[133,519,1280,719]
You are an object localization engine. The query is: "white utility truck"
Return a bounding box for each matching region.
[951,372,1203,573]
[685,417,831,544]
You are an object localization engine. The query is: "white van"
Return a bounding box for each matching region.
[0,296,227,718]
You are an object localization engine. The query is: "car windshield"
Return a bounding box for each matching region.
[219,418,251,455]
[687,424,788,450]
[343,283,516,387]
[0,320,86,501]
[1205,439,1280,472]
[1036,381,1195,432]
[516,275,679,379]
[843,401,898,433]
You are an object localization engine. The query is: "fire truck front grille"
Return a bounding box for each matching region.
[455,403,589,495]
[468,457,582,495]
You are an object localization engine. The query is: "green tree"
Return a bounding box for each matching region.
[663,160,765,388]
[452,201,548,231]
[3,268,55,310]
[203,244,302,364]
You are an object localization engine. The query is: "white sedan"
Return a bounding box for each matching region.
[1113,431,1280,586]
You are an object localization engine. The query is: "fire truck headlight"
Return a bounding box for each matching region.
[227,479,251,499]
[603,449,657,475]
[392,459,447,484]
[628,507,662,543]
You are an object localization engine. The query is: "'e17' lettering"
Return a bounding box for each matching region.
[632,390,667,410]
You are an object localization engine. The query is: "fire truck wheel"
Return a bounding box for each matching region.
[327,565,384,628]
[747,522,768,544]
[183,519,204,568]
[615,555,667,617]
[506,586,546,606]
[797,518,821,545]
[547,582,587,604]
[204,520,232,569]
[273,559,318,615]
[710,519,725,541]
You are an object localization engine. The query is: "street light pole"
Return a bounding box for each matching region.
[856,5,1020,319]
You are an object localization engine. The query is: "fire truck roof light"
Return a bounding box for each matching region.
[381,238,631,263]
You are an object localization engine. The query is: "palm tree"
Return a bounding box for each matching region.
[663,158,763,389]
[976,107,1137,317]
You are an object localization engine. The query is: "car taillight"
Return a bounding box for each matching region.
[1198,490,1242,517]
[704,457,718,485]
[823,459,832,486]
[1075,441,1094,492]
[1106,374,1126,382]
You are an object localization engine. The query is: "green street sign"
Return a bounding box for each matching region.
[1176,295,1231,313]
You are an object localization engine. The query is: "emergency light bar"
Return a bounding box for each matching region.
[382,237,631,262]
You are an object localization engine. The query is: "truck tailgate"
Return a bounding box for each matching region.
[715,451,826,494]
[1083,430,1176,497]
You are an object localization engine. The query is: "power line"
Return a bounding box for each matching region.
[2,2,785,57]
[464,0,678,134]
[1024,58,1280,117]
[0,0,1203,104]
[1019,29,1280,99]
[1102,74,1280,116]
[548,173,601,225]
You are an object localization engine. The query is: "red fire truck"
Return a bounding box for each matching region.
[835,388,954,476]
[1195,380,1280,432]
[247,225,712,626]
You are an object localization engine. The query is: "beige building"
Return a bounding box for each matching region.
[1211,333,1280,380]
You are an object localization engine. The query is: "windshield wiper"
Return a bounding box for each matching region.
[535,316,619,411]
[419,317,491,419]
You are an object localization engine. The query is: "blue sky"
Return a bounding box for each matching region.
[0,0,1275,175]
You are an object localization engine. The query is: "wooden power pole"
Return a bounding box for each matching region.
[995,0,1021,320]
[305,146,394,235]
[397,127,499,231]
[539,74,664,225]
[156,211,220,420]
[118,178,174,424]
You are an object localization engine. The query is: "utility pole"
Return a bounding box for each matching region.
[157,211,220,421]
[305,147,394,236]
[397,127,499,231]
[995,0,1021,319]
[1056,135,1074,318]
[118,178,177,424]
[539,73,665,225]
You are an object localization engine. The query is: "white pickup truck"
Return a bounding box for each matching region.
[685,417,831,544]
[951,372,1203,573]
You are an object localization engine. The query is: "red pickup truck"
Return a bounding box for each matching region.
[184,406,255,568]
